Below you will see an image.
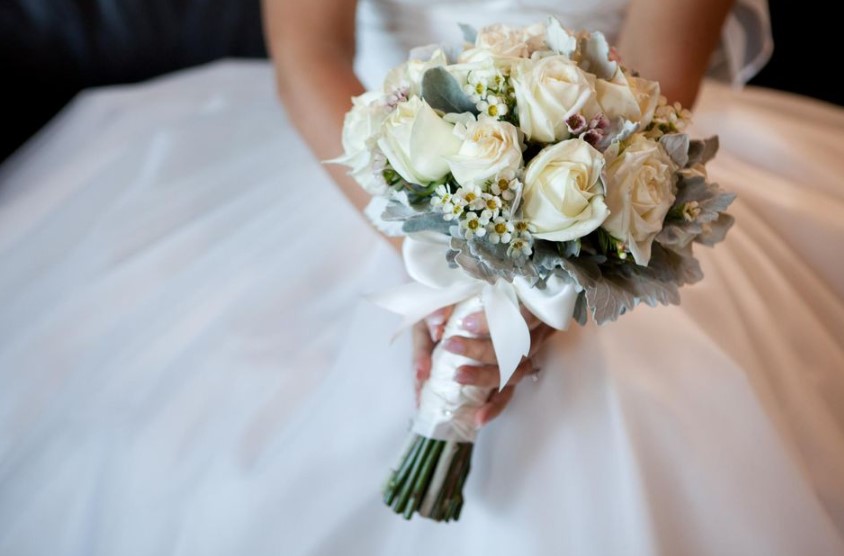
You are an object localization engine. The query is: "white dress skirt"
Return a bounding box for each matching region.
[1,0,843,554]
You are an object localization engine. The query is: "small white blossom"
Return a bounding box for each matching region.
[488,216,514,244]
[443,202,465,221]
[480,193,504,217]
[647,96,693,138]
[464,81,487,103]
[513,220,536,235]
[460,212,488,239]
[507,232,534,258]
[430,184,453,210]
[477,95,509,119]
[455,185,486,211]
[682,201,701,222]
[491,174,521,202]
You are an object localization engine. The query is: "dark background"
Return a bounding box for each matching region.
[0,0,838,164]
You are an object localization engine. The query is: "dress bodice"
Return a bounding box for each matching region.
[354,0,772,91]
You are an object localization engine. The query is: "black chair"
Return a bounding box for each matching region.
[0,0,267,163]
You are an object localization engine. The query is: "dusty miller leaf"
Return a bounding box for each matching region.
[687,136,719,166]
[660,133,690,168]
[421,67,478,115]
[578,32,617,80]
[572,291,588,326]
[696,213,735,246]
[459,23,477,44]
[381,199,422,221]
[401,213,453,235]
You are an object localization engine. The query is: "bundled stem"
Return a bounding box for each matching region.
[383,434,474,522]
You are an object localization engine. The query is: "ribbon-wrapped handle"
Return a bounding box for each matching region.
[370,233,580,390]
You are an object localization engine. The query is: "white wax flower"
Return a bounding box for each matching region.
[447,118,523,187]
[522,138,608,241]
[602,134,678,266]
[596,69,661,129]
[511,55,599,143]
[377,97,462,185]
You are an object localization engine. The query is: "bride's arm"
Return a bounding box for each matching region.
[262,0,402,250]
[618,0,734,107]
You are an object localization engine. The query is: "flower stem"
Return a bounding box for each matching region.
[384,432,474,521]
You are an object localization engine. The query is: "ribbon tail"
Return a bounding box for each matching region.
[368,281,481,332]
[482,281,531,391]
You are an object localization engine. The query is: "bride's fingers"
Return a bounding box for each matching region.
[446,323,553,365]
[412,320,434,404]
[476,385,516,426]
[459,308,541,336]
[425,306,454,342]
[454,357,538,388]
[443,335,497,365]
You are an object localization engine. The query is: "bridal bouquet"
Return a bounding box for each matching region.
[333,18,735,522]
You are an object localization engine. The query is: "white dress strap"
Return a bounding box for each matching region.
[711,0,774,85]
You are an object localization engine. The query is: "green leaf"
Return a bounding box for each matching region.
[421,67,479,115]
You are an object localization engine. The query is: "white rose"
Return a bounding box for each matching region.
[522,139,608,241]
[447,118,523,186]
[383,48,449,97]
[377,97,462,185]
[455,47,516,73]
[473,23,547,59]
[332,91,390,194]
[602,134,678,265]
[596,69,661,128]
[512,55,599,143]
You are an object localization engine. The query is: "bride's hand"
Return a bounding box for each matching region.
[412,307,555,426]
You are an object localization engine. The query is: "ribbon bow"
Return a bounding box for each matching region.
[371,233,579,390]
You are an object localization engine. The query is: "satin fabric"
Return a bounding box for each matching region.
[1,1,843,555]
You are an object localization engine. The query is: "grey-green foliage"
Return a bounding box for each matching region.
[447,237,541,285]
[421,67,479,115]
[556,244,703,324]
[459,23,477,44]
[577,32,617,80]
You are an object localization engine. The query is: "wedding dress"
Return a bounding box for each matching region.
[1,0,843,554]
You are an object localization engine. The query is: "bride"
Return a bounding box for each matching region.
[0,0,842,554]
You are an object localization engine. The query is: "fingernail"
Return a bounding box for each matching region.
[461,314,481,333]
[444,338,465,354]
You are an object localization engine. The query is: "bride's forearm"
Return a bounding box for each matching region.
[262,0,402,251]
[618,0,734,109]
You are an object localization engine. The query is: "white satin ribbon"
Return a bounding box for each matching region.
[371,232,580,390]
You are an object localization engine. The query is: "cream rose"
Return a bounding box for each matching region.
[596,69,661,128]
[522,138,608,241]
[602,134,678,265]
[512,55,599,143]
[383,48,449,97]
[333,91,390,194]
[447,118,523,186]
[472,23,547,59]
[377,97,462,185]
